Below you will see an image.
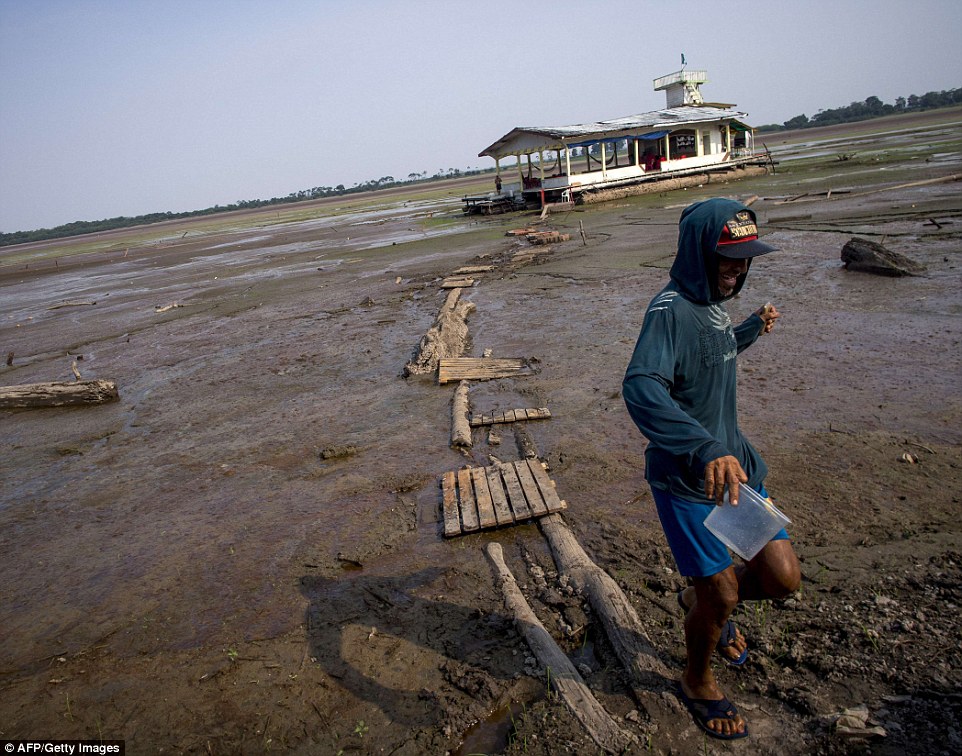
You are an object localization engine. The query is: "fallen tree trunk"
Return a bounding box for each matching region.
[539,513,676,715]
[484,542,637,753]
[403,288,476,377]
[0,380,119,409]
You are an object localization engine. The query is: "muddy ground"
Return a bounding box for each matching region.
[2,111,961,755]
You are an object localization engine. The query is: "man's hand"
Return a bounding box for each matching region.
[756,302,780,334]
[704,455,748,505]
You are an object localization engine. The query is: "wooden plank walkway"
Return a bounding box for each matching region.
[440,459,567,537]
[437,357,531,385]
[470,407,551,426]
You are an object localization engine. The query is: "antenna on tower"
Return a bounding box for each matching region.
[681,53,687,68]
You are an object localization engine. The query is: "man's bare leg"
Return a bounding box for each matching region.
[679,566,746,737]
[678,540,800,737]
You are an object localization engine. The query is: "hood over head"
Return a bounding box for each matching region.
[668,198,776,304]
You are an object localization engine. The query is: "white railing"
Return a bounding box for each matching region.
[653,70,708,89]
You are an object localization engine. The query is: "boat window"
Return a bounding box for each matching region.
[669,131,696,158]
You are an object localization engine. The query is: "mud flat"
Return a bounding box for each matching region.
[1,110,961,754]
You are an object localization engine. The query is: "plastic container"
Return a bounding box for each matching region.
[704,486,791,560]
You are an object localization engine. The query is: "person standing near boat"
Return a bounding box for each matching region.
[622,197,801,740]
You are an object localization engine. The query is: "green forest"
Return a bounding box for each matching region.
[0,166,495,247]
[756,87,961,131]
[2,87,959,247]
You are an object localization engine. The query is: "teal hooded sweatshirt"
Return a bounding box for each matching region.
[623,198,767,502]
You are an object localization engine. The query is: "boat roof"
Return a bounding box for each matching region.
[479,105,751,159]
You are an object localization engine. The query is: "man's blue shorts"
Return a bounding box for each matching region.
[651,485,790,578]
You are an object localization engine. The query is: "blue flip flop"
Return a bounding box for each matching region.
[678,686,749,740]
[677,590,749,666]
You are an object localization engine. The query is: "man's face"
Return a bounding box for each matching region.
[716,254,749,296]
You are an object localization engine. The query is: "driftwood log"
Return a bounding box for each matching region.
[841,237,926,277]
[0,380,119,409]
[403,288,475,377]
[539,513,676,714]
[484,542,636,753]
[450,380,472,448]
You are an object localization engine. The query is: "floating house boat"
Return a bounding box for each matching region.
[465,69,770,214]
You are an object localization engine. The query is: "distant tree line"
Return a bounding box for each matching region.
[756,87,962,132]
[0,166,494,247]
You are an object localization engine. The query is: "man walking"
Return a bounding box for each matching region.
[623,198,801,740]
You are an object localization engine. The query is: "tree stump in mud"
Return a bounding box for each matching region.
[841,237,926,276]
[403,288,476,377]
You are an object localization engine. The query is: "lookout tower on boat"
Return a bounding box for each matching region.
[653,69,708,107]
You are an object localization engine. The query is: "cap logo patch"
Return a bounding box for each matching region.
[719,211,758,245]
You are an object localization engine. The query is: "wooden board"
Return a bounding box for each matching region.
[441,471,461,537]
[513,460,548,516]
[470,407,551,426]
[471,467,497,529]
[499,462,532,521]
[525,458,567,512]
[440,460,566,537]
[440,276,474,289]
[485,465,515,526]
[454,265,495,274]
[438,358,531,385]
[457,467,480,532]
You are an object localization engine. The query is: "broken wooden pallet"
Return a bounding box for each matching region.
[441,459,567,536]
[506,227,538,237]
[440,276,475,289]
[437,357,531,385]
[527,231,571,245]
[470,407,551,426]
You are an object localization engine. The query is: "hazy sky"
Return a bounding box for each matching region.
[2,0,960,233]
